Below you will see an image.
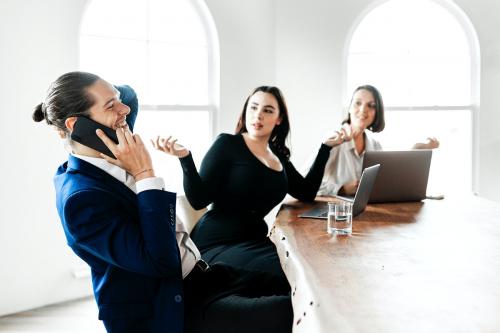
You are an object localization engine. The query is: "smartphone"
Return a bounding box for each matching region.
[70,116,118,158]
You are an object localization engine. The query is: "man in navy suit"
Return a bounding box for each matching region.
[33,71,292,333]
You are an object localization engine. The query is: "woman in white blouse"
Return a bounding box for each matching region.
[312,85,439,196]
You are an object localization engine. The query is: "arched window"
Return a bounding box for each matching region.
[80,0,218,191]
[346,0,479,194]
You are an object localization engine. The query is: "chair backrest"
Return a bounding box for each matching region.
[176,194,207,234]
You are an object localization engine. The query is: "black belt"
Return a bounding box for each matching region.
[189,259,211,277]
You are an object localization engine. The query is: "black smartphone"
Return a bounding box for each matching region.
[70,116,118,158]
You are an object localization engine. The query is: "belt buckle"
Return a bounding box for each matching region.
[196,259,210,272]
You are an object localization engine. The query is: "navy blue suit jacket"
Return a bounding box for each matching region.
[53,85,184,333]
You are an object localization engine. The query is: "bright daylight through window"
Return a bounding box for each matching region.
[80,0,214,192]
[347,0,475,195]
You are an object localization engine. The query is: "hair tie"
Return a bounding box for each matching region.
[40,102,47,115]
[41,102,53,125]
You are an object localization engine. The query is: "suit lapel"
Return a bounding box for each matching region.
[66,155,138,206]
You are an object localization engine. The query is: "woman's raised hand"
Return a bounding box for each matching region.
[413,137,440,149]
[340,179,359,196]
[341,123,354,141]
[323,125,351,147]
[152,135,190,158]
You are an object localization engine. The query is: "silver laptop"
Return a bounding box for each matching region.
[362,150,432,203]
[298,164,380,219]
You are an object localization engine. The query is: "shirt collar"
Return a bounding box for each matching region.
[347,132,377,158]
[345,137,358,156]
[71,153,129,185]
[364,132,378,151]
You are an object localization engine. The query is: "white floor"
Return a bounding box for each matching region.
[0,297,105,333]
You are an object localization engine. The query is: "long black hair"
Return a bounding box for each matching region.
[235,86,291,158]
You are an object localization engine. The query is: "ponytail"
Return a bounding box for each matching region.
[32,102,53,125]
[32,71,100,133]
[32,103,46,122]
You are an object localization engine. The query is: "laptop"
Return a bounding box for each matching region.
[362,150,432,203]
[298,164,380,219]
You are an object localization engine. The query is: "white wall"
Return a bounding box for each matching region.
[205,0,276,133]
[453,0,500,202]
[0,0,91,316]
[1,0,499,317]
[275,0,358,165]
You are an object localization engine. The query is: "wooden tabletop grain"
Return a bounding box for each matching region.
[269,195,500,333]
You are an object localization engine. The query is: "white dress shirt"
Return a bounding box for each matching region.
[303,132,382,196]
[73,154,200,278]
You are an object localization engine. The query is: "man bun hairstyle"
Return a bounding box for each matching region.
[32,102,47,123]
[32,71,101,134]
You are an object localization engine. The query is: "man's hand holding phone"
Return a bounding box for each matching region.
[97,127,155,181]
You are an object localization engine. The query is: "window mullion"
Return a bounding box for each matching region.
[140,104,212,111]
[386,105,473,112]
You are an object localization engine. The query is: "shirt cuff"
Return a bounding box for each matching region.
[136,177,166,193]
[318,182,340,196]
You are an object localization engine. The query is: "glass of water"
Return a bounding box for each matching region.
[327,201,353,235]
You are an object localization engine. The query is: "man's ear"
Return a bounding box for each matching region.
[64,116,78,132]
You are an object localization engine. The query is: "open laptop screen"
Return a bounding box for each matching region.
[363,150,432,203]
[298,164,380,218]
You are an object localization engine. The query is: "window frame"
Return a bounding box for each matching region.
[342,0,480,193]
[79,0,220,140]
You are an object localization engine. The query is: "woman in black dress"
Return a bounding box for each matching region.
[153,86,343,282]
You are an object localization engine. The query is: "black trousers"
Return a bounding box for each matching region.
[103,318,151,333]
[184,263,293,333]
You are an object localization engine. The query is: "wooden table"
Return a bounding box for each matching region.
[269,195,500,332]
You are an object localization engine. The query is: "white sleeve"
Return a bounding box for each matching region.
[317,178,342,196]
[135,177,166,193]
[315,147,342,196]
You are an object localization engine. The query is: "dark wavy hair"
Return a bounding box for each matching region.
[32,71,100,135]
[342,85,385,132]
[235,86,291,158]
